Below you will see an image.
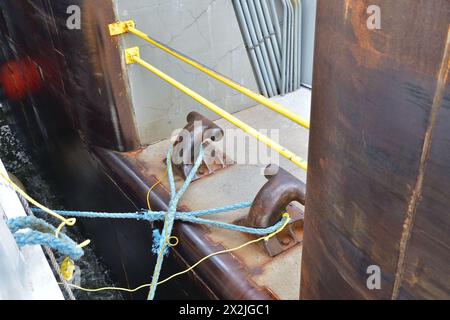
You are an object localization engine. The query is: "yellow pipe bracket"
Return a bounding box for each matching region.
[125,47,140,65]
[109,20,135,36]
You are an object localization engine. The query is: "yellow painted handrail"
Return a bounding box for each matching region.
[124,47,308,171]
[109,20,310,130]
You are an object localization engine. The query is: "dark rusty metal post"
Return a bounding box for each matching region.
[301,0,450,299]
[0,0,140,152]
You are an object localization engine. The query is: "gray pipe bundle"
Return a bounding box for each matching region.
[233,0,302,97]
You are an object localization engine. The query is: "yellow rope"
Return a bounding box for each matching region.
[146,170,168,210]
[55,219,73,238]
[60,282,151,293]
[0,171,90,247]
[157,213,290,286]
[60,213,290,294]
[0,171,74,225]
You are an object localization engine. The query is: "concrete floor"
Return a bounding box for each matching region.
[271,87,312,123]
[214,87,311,182]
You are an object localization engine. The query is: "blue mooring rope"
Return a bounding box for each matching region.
[7,216,83,260]
[10,144,289,299]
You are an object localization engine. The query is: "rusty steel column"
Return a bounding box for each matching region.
[301,0,450,299]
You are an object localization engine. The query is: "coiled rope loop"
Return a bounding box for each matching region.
[7,216,84,260]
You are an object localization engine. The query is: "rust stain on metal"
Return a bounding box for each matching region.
[123,146,148,158]
[348,0,384,69]
[344,0,351,21]
[392,25,450,300]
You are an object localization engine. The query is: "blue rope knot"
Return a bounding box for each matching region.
[151,229,169,256]
[7,216,84,260]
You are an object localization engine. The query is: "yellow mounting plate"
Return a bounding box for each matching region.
[108,20,135,36]
[125,47,140,64]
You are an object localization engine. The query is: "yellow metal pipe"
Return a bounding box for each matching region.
[126,25,310,130]
[128,52,308,171]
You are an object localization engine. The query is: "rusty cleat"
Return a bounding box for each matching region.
[168,112,233,181]
[243,164,306,257]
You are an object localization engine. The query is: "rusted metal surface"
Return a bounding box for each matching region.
[171,112,232,182]
[0,0,139,151]
[301,0,450,299]
[245,164,305,256]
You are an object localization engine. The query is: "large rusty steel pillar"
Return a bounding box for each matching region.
[301,0,450,299]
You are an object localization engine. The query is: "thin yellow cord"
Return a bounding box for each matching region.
[0,171,74,225]
[59,282,152,293]
[60,213,291,293]
[157,213,290,286]
[146,170,168,210]
[77,239,91,249]
[0,171,90,247]
[167,236,179,247]
[55,218,76,238]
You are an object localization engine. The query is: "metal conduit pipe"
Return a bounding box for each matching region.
[290,0,296,91]
[233,0,303,96]
[258,0,282,75]
[286,0,293,92]
[232,0,269,97]
[253,0,282,87]
[244,0,279,96]
[289,0,296,92]
[293,0,302,90]
[293,0,300,89]
[239,0,276,97]
[280,0,289,95]
[267,0,282,49]
[296,0,303,88]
